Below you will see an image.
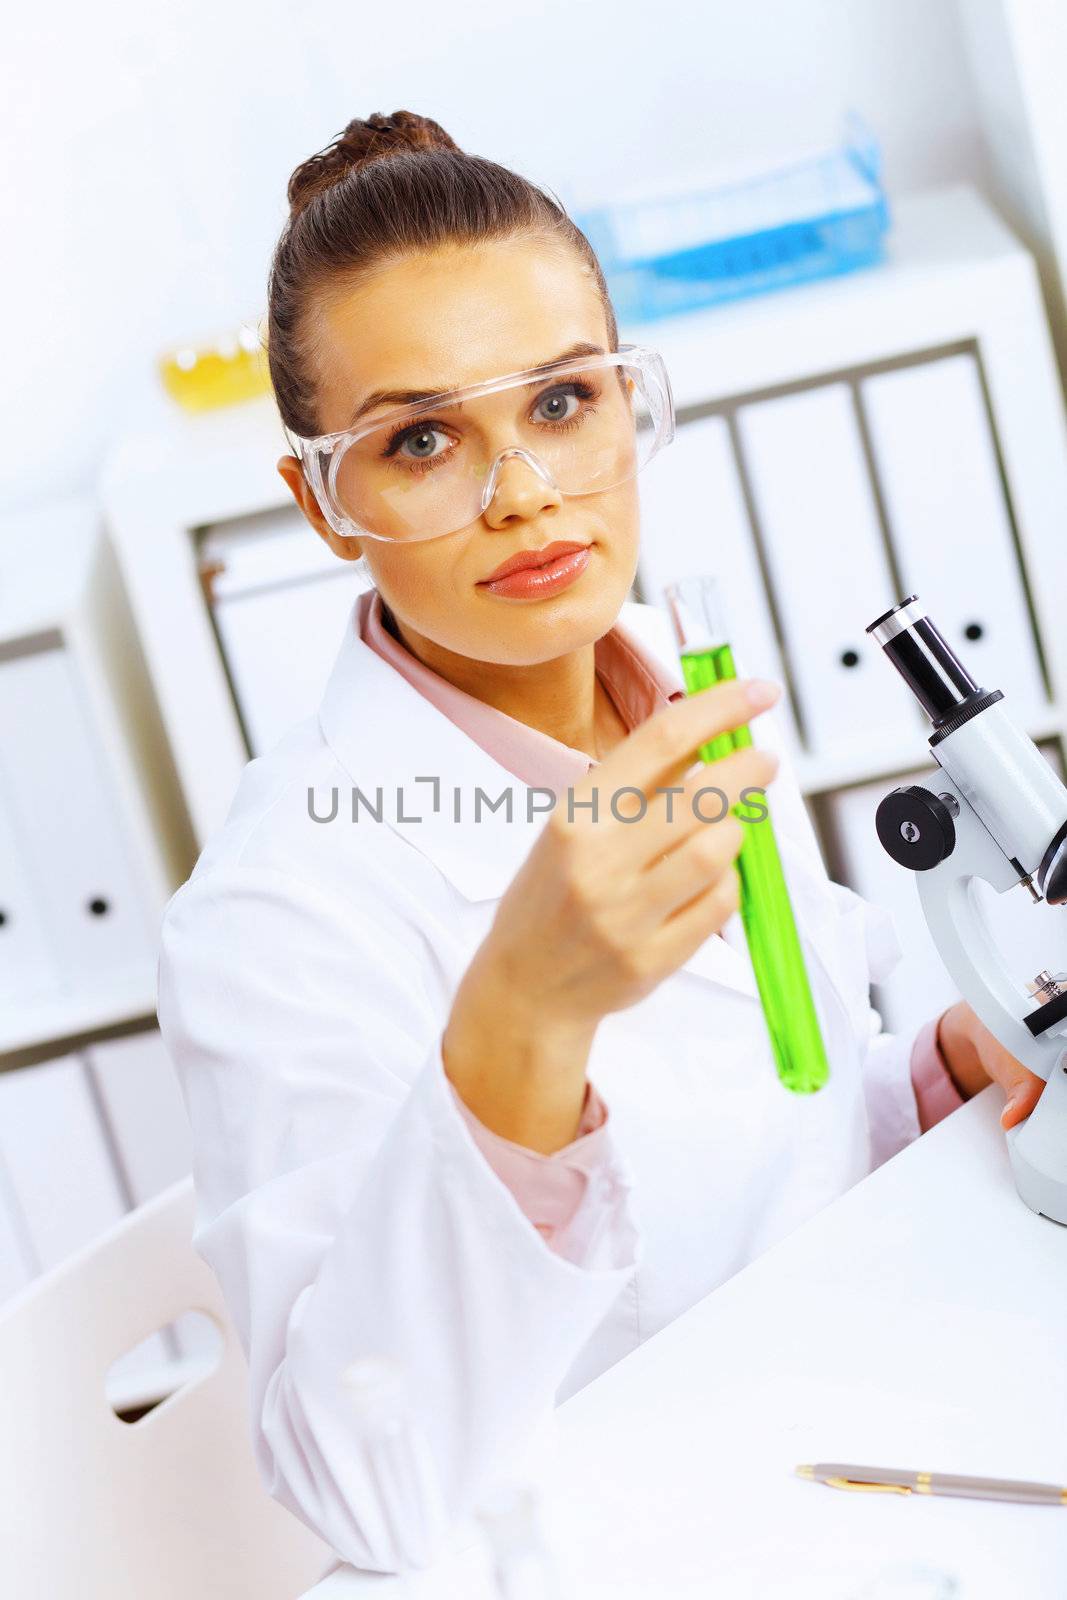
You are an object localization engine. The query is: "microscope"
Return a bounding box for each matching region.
[865,597,1067,1225]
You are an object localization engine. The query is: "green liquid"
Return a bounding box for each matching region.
[680,643,829,1094]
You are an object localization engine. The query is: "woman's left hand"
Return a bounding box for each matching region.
[936,999,1046,1129]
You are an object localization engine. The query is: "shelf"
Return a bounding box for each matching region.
[0,974,159,1064]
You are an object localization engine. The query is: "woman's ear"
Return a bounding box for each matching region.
[276,454,365,564]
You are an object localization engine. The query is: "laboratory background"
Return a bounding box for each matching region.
[3,1,1067,1596]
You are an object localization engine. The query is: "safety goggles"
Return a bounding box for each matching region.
[286,344,675,544]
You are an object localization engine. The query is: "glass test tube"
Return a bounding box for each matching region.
[663,574,830,1094]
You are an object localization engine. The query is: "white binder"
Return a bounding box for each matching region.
[860,352,1047,726]
[82,1030,220,1369]
[0,1055,127,1271]
[0,1052,176,1384]
[821,741,1067,1036]
[735,383,923,762]
[0,755,59,1006]
[636,411,801,754]
[200,511,371,755]
[84,1029,192,1207]
[0,646,156,995]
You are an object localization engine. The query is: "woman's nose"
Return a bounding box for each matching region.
[480,448,563,527]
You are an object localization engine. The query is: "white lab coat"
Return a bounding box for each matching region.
[156,594,923,1574]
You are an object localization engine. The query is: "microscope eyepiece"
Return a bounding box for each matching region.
[866,596,923,639]
[865,596,1000,742]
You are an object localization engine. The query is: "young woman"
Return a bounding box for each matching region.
[156,110,1043,1574]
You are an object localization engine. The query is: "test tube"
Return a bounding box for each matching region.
[663,574,829,1094]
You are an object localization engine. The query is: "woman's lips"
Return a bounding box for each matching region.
[477,546,592,599]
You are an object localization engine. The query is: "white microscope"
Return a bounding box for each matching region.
[865,596,1067,1225]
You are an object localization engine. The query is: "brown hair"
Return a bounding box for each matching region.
[267,110,618,439]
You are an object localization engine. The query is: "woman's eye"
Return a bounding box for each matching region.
[535,390,579,424]
[399,427,448,460]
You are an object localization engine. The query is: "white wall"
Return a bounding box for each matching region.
[1,0,987,513]
[956,0,1067,380]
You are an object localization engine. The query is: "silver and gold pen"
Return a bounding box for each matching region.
[796,1463,1067,1506]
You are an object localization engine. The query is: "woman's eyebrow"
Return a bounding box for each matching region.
[345,341,607,427]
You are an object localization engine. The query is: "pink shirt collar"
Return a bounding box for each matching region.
[355,585,685,790]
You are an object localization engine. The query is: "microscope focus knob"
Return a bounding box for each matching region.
[875,785,956,870]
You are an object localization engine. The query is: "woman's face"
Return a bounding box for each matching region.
[278,236,640,669]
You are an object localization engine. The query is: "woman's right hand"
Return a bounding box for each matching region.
[442,676,781,1150]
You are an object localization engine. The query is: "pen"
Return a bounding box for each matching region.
[796,1463,1067,1506]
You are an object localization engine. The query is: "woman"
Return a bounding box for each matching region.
[156,110,1044,1574]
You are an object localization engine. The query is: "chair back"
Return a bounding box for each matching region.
[0,1174,333,1598]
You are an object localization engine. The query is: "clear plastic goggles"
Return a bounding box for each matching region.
[287,344,675,544]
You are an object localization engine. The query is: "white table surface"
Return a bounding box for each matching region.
[301,1089,1067,1598]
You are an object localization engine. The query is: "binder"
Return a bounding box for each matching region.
[84,1032,217,1366]
[84,1030,192,1206]
[821,741,1067,1035]
[201,512,371,755]
[0,1054,172,1384]
[0,754,59,1007]
[735,383,923,760]
[636,411,801,753]
[860,352,1047,724]
[0,1055,128,1271]
[0,646,155,993]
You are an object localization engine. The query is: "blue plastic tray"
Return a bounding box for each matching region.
[574,117,890,323]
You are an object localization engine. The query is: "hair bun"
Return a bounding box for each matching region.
[287,110,461,219]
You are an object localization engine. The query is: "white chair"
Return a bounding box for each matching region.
[0,1173,336,1598]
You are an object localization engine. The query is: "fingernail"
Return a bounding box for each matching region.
[745,679,782,709]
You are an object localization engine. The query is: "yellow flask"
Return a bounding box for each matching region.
[157,317,271,412]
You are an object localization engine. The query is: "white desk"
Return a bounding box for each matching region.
[302,1090,1067,1598]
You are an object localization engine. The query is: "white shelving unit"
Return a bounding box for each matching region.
[0,497,196,1056]
[957,0,1067,382]
[0,1032,209,1413]
[0,498,202,1402]
[101,385,373,846]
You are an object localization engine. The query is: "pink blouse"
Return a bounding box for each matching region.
[356,585,963,1258]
